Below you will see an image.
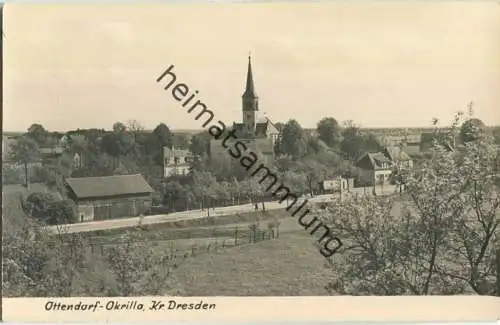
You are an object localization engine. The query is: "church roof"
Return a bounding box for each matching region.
[242,56,258,99]
[232,116,279,139]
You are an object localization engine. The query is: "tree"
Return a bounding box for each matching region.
[322,112,500,295]
[3,198,172,297]
[105,232,175,296]
[189,132,210,156]
[282,170,307,197]
[275,155,295,175]
[112,122,127,133]
[341,120,359,136]
[172,134,191,150]
[27,123,49,146]
[2,214,94,297]
[152,123,174,149]
[274,122,285,132]
[8,136,40,188]
[459,118,486,144]
[317,117,342,149]
[491,126,500,145]
[191,171,219,213]
[297,159,327,196]
[279,119,307,160]
[162,180,186,211]
[100,132,134,167]
[125,119,145,142]
[340,133,382,162]
[306,135,324,155]
[22,193,78,225]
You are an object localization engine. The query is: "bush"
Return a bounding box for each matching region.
[23,193,78,225]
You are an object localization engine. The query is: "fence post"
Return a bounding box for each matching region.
[100,245,104,255]
[235,227,238,246]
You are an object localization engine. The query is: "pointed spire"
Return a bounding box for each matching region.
[243,55,258,99]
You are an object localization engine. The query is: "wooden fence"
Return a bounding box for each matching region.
[53,224,281,262]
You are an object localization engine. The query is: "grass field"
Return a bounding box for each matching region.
[164,231,332,296]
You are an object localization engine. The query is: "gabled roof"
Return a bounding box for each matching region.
[383,146,411,161]
[357,152,393,170]
[233,117,279,139]
[66,174,154,199]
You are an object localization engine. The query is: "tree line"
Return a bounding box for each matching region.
[5,115,499,224]
[3,117,388,216]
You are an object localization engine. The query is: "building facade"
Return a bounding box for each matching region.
[356,152,394,186]
[356,146,414,186]
[163,147,195,177]
[65,174,154,222]
[321,177,355,194]
[210,57,281,163]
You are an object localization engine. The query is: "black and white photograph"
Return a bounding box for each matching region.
[2,1,500,303]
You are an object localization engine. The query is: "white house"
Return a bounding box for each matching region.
[164,147,196,177]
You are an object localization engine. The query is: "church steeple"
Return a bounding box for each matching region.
[242,55,258,100]
[242,55,259,135]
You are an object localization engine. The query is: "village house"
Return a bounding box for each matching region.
[382,146,413,169]
[356,152,394,187]
[163,147,196,177]
[356,146,414,186]
[320,177,355,194]
[39,146,64,158]
[376,133,421,156]
[65,174,154,222]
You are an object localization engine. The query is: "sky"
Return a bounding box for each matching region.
[2,1,500,132]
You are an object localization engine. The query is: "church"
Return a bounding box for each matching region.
[209,56,281,163]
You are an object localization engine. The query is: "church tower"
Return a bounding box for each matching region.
[242,56,259,135]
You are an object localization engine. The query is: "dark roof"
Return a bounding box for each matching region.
[66,174,154,199]
[383,146,411,161]
[242,56,258,99]
[357,152,393,170]
[232,118,279,139]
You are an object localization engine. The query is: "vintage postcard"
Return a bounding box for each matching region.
[2,0,500,323]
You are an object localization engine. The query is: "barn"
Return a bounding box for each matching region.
[65,174,154,222]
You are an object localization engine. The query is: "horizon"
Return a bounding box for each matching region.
[3,2,500,132]
[3,124,485,136]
